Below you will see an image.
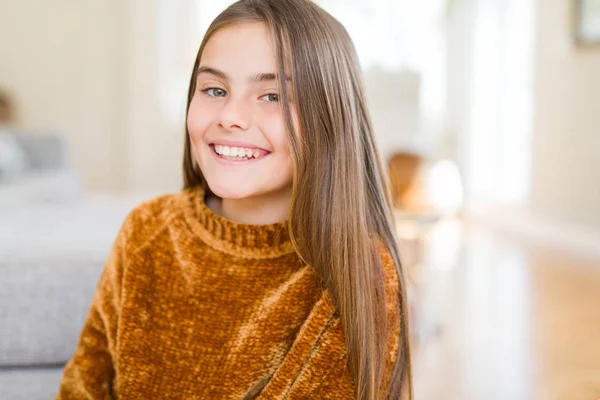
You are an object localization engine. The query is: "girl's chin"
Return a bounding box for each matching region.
[206,183,259,200]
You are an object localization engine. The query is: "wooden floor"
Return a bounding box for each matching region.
[404,219,600,400]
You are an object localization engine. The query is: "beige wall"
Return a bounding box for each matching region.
[0,0,184,192]
[0,0,125,190]
[121,0,186,193]
[532,0,600,229]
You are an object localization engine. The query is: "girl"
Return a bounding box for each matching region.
[57,0,412,399]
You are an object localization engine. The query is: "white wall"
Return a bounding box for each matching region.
[448,0,535,210]
[531,0,600,229]
[363,68,421,161]
[445,0,477,183]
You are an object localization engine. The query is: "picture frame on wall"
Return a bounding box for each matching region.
[574,0,600,45]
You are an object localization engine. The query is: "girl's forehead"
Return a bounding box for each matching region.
[200,22,278,75]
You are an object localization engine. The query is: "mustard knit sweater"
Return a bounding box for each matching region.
[55,186,401,399]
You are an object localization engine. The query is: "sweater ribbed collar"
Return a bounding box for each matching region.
[181,185,295,259]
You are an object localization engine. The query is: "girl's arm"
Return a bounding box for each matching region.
[55,220,129,400]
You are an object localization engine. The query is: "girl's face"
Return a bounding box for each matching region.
[187,22,295,202]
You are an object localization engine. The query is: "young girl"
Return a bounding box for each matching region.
[57,0,412,399]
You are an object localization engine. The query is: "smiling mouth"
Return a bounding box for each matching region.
[210,144,270,162]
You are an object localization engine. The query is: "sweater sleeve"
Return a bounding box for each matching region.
[257,244,403,400]
[55,220,128,400]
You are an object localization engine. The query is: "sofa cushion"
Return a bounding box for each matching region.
[0,169,82,209]
[13,132,67,171]
[0,366,64,400]
[0,198,141,366]
[0,130,29,182]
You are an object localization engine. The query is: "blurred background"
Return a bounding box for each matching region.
[1,0,599,399]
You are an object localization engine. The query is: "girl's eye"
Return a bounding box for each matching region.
[260,93,279,103]
[202,88,227,97]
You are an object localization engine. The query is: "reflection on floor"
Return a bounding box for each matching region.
[406,219,600,400]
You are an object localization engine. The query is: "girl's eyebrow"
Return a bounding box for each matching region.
[250,72,292,83]
[197,65,291,83]
[197,66,229,81]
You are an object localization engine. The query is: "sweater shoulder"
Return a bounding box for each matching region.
[116,191,185,252]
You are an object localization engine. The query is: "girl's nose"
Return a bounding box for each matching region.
[218,96,251,131]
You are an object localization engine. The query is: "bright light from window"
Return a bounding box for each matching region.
[423,159,464,215]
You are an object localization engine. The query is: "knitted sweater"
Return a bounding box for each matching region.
[56,186,402,399]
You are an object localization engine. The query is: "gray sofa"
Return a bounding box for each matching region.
[0,200,137,399]
[0,131,81,208]
[0,132,142,399]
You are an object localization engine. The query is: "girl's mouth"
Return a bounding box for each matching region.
[209,144,270,163]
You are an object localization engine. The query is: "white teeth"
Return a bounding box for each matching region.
[213,144,263,159]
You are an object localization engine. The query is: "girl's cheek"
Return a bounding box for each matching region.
[187,101,212,140]
[186,115,200,141]
[260,112,287,147]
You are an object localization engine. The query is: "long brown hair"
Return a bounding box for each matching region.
[183,1,412,398]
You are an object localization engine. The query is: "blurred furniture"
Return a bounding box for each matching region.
[387,152,464,216]
[0,89,16,125]
[388,151,442,341]
[0,196,143,399]
[388,152,425,210]
[394,211,441,341]
[574,0,600,45]
[0,132,149,398]
[0,131,82,207]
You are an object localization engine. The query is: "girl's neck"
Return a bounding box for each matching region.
[206,187,292,225]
